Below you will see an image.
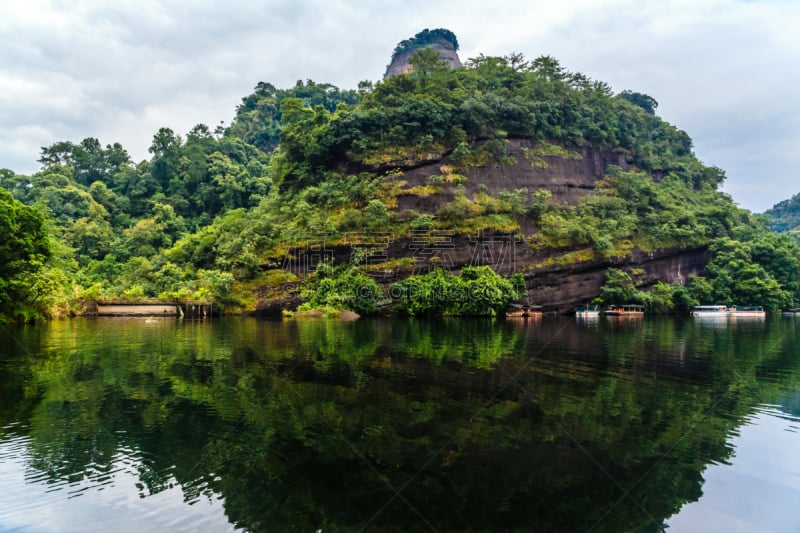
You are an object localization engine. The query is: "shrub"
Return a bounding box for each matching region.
[391,266,519,316]
[300,264,384,315]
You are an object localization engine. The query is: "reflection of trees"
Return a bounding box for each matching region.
[2,317,800,531]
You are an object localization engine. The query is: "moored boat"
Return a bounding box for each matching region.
[690,305,728,317]
[729,305,765,317]
[604,304,644,317]
[691,305,765,318]
[575,305,600,318]
[506,304,543,318]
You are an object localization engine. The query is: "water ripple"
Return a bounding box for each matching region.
[0,436,235,532]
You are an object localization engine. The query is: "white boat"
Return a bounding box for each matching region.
[691,305,765,318]
[729,306,765,317]
[690,305,729,317]
[575,305,600,318]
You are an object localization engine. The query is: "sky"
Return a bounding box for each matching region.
[1,0,798,213]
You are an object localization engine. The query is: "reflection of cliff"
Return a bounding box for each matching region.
[4,318,799,531]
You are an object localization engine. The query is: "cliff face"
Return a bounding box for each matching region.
[384,39,462,78]
[382,139,631,212]
[381,236,709,313]
[256,236,709,316]
[256,138,709,315]
[521,246,710,312]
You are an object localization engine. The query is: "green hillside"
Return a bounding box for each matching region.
[1,32,799,322]
[765,192,800,233]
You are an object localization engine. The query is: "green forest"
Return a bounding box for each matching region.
[2,33,800,322]
[765,192,800,239]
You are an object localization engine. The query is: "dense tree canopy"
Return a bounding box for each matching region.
[765,192,800,233]
[0,188,52,322]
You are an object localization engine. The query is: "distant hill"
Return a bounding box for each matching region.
[764,193,800,232]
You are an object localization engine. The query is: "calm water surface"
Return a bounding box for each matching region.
[1,316,799,532]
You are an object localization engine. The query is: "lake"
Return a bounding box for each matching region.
[1,316,799,532]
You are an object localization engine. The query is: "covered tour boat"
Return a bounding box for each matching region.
[604,304,644,317]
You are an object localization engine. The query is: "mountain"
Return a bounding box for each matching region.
[2,29,799,322]
[242,30,783,314]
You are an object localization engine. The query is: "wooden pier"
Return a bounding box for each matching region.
[180,301,214,318]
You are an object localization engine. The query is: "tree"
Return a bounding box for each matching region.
[38,140,78,168]
[617,90,659,115]
[148,128,183,189]
[38,138,131,186]
[300,264,384,315]
[505,52,529,72]
[530,55,566,82]
[699,237,794,310]
[594,269,644,306]
[407,48,450,76]
[0,189,52,322]
[390,267,518,316]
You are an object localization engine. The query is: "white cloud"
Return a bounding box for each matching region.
[0,0,798,211]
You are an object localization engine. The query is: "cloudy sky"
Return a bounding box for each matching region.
[1,0,798,212]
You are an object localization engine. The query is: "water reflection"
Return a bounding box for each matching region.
[1,317,799,531]
[668,406,800,532]
[691,315,767,330]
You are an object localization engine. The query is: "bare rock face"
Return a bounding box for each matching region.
[384,39,462,78]
[386,140,630,211]
[520,246,711,313]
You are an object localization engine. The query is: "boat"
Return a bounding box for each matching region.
[604,304,644,317]
[690,305,729,317]
[505,304,543,318]
[691,305,765,319]
[575,305,600,318]
[729,305,765,317]
[782,308,800,316]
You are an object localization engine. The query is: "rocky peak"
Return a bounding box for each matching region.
[384,28,462,78]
